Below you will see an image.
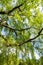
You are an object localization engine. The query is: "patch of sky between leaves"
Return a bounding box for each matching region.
[0,50,2,54]
[11,0,18,7]
[30,4,43,16]
[38,4,43,13]
[1,27,9,37]
[0,4,2,8]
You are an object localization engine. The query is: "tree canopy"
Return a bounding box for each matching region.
[0,0,43,65]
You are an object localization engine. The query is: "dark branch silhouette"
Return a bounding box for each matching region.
[0,34,7,41]
[0,12,7,14]
[19,28,43,46]
[0,24,31,31]
[0,23,40,32]
[0,1,26,15]
[7,3,23,15]
[0,19,39,32]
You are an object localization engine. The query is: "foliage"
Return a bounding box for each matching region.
[0,0,43,65]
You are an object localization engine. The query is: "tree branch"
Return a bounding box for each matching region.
[0,21,40,32]
[0,1,26,15]
[7,3,23,15]
[19,28,43,46]
[0,24,31,31]
[0,34,7,41]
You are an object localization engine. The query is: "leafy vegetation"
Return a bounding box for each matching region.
[0,0,43,65]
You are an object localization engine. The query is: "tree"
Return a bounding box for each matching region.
[0,0,43,65]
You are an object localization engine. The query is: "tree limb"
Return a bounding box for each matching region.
[19,28,43,46]
[0,24,31,31]
[0,1,26,15]
[0,22,40,32]
[0,34,7,41]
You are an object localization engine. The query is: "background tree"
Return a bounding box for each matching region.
[0,0,43,65]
